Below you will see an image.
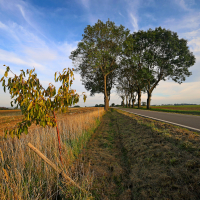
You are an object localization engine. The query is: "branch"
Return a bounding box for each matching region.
[27,143,90,195]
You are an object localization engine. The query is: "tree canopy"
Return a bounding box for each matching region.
[121,27,195,109]
[70,19,130,110]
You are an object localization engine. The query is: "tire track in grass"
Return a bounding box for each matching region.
[73,109,133,199]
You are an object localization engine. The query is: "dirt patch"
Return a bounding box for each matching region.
[72,109,200,199]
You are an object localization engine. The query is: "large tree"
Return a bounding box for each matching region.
[70,19,130,111]
[128,27,196,109]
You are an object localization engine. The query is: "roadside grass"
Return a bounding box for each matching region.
[0,108,104,199]
[74,108,200,199]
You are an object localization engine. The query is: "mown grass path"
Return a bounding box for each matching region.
[76,109,200,199]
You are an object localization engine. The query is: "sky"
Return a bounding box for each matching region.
[0,0,200,107]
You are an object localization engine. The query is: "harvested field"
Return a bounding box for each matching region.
[0,107,104,199]
[73,108,200,199]
[0,107,100,137]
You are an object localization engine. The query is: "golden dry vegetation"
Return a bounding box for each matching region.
[0,107,100,137]
[0,107,104,199]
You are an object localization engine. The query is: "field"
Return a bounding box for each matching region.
[1,107,200,199]
[139,105,200,115]
[0,107,100,137]
[0,107,104,199]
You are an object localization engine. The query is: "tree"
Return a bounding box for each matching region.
[82,68,116,104]
[70,19,130,111]
[142,102,147,106]
[110,103,115,107]
[133,27,195,109]
[0,65,86,164]
[122,33,151,108]
[116,66,138,108]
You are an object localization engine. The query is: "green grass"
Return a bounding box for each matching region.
[119,105,200,116]
[146,107,200,116]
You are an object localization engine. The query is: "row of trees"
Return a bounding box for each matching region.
[70,19,195,110]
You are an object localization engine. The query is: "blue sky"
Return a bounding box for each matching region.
[0,0,200,107]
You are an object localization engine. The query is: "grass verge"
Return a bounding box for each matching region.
[74,108,200,199]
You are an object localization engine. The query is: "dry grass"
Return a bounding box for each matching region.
[0,107,100,137]
[0,110,21,113]
[76,109,200,199]
[0,107,104,199]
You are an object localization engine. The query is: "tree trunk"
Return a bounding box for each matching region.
[132,98,135,108]
[104,75,109,111]
[137,87,141,108]
[129,99,131,108]
[147,91,152,109]
[126,96,128,108]
[53,111,63,165]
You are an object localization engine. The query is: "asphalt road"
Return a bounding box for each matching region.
[114,107,200,132]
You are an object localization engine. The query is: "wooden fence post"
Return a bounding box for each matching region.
[27,143,89,194]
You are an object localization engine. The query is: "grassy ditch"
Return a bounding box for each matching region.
[74,108,200,199]
[0,108,104,199]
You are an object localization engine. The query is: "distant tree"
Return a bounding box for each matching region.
[116,66,138,108]
[70,19,130,111]
[142,102,147,106]
[110,103,115,107]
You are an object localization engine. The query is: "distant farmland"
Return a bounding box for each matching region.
[144,105,200,115]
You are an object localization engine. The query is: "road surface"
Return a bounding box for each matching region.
[114,107,200,132]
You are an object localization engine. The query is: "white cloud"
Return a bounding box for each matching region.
[119,12,124,17]
[81,0,90,8]
[150,81,200,104]
[174,0,195,11]
[130,13,138,32]
[0,50,28,66]
[0,21,7,29]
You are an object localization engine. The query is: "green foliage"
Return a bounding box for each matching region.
[70,19,130,110]
[0,65,87,138]
[121,26,196,109]
[142,102,147,106]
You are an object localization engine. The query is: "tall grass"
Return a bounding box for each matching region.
[0,108,104,199]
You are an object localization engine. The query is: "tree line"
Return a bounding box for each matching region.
[70,19,195,111]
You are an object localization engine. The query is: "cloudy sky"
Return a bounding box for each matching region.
[0,0,200,107]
